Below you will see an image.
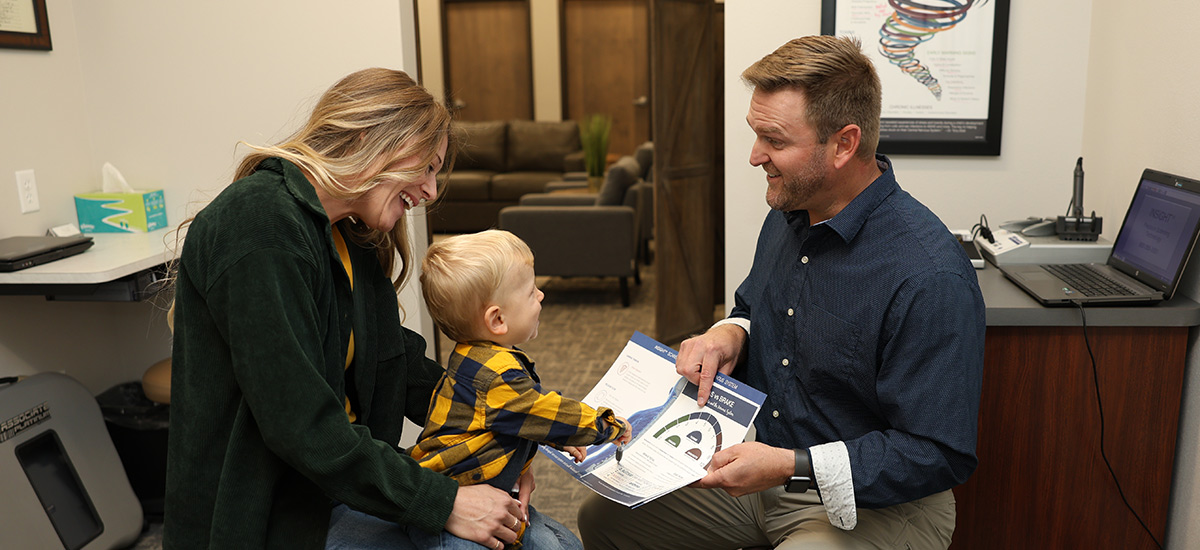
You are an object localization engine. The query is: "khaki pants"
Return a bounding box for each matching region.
[578,486,955,550]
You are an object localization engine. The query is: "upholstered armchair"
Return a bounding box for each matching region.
[498,155,650,306]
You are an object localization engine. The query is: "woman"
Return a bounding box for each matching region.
[166,68,529,550]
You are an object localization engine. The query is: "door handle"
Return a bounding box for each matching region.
[632,95,648,107]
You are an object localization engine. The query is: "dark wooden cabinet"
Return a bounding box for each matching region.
[952,268,1197,549]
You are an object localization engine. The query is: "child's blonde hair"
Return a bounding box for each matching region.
[421,230,535,343]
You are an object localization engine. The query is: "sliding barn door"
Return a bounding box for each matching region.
[442,0,533,121]
[651,0,717,344]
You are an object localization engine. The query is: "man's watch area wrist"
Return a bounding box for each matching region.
[784,448,817,493]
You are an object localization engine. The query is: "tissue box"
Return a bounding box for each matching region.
[74,190,167,233]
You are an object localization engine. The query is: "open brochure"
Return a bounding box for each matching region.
[539,331,766,508]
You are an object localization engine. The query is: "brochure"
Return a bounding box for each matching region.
[539,331,766,508]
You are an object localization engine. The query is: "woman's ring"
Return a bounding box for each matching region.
[495,541,502,550]
[512,518,520,530]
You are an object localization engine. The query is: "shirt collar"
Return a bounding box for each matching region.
[469,340,536,365]
[785,154,897,243]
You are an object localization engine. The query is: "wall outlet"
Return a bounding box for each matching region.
[15,169,40,213]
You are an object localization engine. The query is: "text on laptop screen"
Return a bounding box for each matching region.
[1110,177,1200,284]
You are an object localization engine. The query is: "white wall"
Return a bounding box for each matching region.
[0,0,435,394]
[724,1,1199,547]
[1084,4,1200,548]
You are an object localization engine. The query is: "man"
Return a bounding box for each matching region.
[578,35,985,549]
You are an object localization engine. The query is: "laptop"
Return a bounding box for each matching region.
[1001,168,1200,306]
[0,235,94,272]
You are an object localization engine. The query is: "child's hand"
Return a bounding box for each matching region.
[564,446,587,463]
[614,416,633,446]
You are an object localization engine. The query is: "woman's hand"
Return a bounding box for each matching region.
[514,470,535,522]
[445,484,523,550]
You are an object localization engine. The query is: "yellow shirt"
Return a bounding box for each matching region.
[331,225,357,422]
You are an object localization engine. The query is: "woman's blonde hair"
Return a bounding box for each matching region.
[235,67,454,289]
[421,230,534,343]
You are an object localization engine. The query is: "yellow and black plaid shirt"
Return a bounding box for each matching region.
[410,341,623,486]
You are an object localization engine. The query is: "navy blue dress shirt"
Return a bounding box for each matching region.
[732,155,986,508]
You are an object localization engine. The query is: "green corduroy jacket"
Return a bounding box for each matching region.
[165,158,456,549]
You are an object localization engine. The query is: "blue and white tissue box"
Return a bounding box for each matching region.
[74,190,167,233]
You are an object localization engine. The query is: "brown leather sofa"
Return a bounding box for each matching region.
[428,119,584,233]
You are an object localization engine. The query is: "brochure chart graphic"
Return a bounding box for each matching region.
[540,331,766,508]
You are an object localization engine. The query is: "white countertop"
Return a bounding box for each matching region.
[0,230,177,285]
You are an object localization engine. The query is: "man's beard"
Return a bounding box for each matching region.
[766,153,828,212]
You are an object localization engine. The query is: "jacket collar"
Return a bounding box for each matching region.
[258,157,332,222]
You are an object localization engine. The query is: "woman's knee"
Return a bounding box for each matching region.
[523,506,582,550]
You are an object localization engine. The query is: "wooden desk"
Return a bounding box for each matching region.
[0,231,176,299]
[951,266,1199,549]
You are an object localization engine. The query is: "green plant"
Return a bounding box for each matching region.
[580,114,612,178]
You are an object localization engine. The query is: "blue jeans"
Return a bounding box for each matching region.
[325,503,582,550]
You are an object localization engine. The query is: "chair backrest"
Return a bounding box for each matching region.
[633,141,654,181]
[597,156,641,206]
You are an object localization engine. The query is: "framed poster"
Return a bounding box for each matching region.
[821,0,1009,156]
[0,0,51,51]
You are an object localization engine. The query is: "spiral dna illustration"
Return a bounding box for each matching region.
[877,0,989,100]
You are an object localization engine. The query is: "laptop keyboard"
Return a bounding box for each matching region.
[1043,264,1135,297]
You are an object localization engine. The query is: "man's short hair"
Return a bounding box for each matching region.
[421,230,534,343]
[742,35,882,159]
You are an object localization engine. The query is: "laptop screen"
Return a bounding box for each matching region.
[1109,170,1200,293]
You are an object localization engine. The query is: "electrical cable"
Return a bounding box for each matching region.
[970,213,994,244]
[1072,302,1164,550]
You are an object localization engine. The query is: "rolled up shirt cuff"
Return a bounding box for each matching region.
[810,441,856,530]
[712,317,750,334]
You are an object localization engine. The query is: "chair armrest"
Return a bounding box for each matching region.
[519,193,598,206]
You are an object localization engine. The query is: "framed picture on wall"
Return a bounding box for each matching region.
[0,0,52,51]
[821,0,1009,156]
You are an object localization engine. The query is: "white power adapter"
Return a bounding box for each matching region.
[975,229,1029,259]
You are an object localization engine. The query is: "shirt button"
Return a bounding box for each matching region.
[782,358,790,366]
[801,256,809,264]
[787,308,794,316]
[772,410,780,418]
